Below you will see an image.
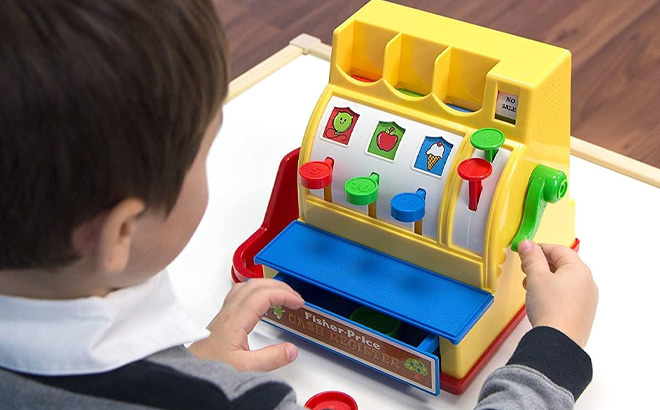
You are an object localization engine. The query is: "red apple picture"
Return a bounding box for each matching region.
[377,127,398,151]
[368,121,405,160]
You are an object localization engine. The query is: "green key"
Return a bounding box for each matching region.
[471,128,505,162]
[345,173,379,206]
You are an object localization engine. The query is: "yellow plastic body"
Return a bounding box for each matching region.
[296,0,575,379]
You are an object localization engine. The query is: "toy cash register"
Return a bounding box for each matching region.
[232,0,577,395]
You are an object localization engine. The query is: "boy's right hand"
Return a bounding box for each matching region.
[518,240,598,348]
[188,278,305,372]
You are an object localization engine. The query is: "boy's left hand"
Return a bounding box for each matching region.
[188,278,305,372]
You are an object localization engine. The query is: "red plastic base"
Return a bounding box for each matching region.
[571,237,580,252]
[232,148,301,283]
[231,148,577,394]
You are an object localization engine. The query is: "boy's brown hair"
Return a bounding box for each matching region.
[0,0,228,270]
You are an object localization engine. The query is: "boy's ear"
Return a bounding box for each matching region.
[93,198,146,274]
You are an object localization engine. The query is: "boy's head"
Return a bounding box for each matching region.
[0,0,228,292]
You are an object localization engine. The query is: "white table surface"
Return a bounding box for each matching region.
[168,54,660,409]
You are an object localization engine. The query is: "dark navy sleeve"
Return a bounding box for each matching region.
[475,326,593,410]
[506,326,592,399]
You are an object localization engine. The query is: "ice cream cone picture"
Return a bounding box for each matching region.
[323,107,359,145]
[413,136,453,178]
[426,142,445,170]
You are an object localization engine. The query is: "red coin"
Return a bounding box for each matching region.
[304,391,358,410]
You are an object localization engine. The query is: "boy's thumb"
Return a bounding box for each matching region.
[518,240,550,276]
[241,343,298,372]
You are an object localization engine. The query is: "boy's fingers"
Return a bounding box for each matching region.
[539,244,583,269]
[228,287,305,334]
[224,279,302,308]
[234,343,298,372]
[518,240,551,276]
[227,279,297,300]
[246,287,305,315]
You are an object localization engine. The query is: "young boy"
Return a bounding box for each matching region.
[0,1,597,409]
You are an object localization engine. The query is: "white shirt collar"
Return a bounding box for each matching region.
[0,270,209,375]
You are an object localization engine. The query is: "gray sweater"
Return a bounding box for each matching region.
[0,327,591,409]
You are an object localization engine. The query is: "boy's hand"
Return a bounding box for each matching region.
[518,240,598,348]
[189,278,305,372]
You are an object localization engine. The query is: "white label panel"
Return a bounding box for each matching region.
[495,91,519,123]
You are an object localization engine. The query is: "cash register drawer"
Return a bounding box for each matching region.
[256,221,493,395]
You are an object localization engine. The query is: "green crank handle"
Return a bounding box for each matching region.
[511,165,568,252]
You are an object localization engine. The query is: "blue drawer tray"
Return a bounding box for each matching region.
[255,221,493,344]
